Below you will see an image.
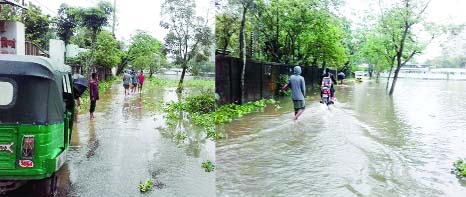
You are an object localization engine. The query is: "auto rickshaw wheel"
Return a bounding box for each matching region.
[31,173,58,197]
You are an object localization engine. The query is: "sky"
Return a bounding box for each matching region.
[29,0,465,64]
[341,0,466,63]
[30,0,215,43]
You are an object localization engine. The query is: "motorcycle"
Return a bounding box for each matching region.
[321,86,334,106]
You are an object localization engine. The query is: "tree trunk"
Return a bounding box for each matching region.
[239,5,248,104]
[149,67,154,78]
[389,54,403,95]
[177,66,187,93]
[386,64,394,91]
[389,65,401,95]
[385,56,396,91]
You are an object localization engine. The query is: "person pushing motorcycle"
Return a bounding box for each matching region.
[320,68,337,103]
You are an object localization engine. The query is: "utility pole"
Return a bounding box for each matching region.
[112,0,116,36]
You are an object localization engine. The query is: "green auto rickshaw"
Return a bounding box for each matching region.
[0,55,74,196]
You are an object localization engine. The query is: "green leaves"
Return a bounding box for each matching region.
[94,31,122,68]
[22,2,51,49]
[219,0,348,67]
[127,31,165,74]
[55,3,79,45]
[138,179,154,193]
[161,0,213,88]
[202,160,215,172]
[453,159,466,178]
[77,1,113,39]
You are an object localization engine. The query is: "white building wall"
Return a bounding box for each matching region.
[49,39,65,64]
[66,44,88,58]
[0,21,25,55]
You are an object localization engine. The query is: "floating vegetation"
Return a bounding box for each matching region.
[139,179,154,193]
[164,92,276,141]
[202,160,215,172]
[453,159,466,179]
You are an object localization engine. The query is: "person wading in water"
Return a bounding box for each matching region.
[282,66,306,123]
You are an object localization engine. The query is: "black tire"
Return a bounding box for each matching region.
[323,96,328,105]
[31,173,58,197]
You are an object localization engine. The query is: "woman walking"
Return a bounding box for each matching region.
[137,70,145,93]
[89,72,99,120]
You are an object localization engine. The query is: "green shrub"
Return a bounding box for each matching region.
[185,94,216,114]
[202,160,215,172]
[139,179,154,193]
[453,159,466,178]
[164,93,276,141]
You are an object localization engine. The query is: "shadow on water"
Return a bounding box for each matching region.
[216,79,466,196]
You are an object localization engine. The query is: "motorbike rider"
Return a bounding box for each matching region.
[320,68,337,103]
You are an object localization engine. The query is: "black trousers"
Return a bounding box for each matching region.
[90,100,97,113]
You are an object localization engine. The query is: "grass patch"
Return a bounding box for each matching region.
[202,160,215,172]
[146,77,214,88]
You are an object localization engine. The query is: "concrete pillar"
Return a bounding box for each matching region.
[49,39,65,64]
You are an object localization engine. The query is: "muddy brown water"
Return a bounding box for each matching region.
[216,79,466,196]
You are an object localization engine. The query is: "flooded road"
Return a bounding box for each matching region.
[53,80,215,196]
[216,79,466,196]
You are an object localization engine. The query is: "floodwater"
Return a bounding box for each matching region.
[216,79,466,196]
[60,82,214,196]
[9,78,215,196]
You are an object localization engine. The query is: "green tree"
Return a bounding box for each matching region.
[0,0,22,21]
[161,0,213,93]
[127,30,165,77]
[379,0,432,95]
[55,3,79,46]
[215,12,239,54]
[69,27,93,48]
[22,2,51,49]
[94,31,122,68]
[76,1,114,72]
[77,1,113,43]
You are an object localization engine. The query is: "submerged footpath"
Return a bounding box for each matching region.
[10,77,216,196]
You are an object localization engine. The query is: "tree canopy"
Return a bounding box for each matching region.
[160,0,213,92]
[127,30,166,76]
[217,0,348,69]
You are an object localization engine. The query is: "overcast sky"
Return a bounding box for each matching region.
[31,0,214,43]
[31,0,465,63]
[342,0,466,63]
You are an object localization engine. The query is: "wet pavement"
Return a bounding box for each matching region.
[7,78,215,196]
[216,79,466,196]
[61,82,215,197]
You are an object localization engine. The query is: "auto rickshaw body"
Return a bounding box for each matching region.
[0,55,74,195]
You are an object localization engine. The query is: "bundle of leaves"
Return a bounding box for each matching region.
[453,159,466,178]
[184,94,216,114]
[202,160,215,172]
[139,179,154,193]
